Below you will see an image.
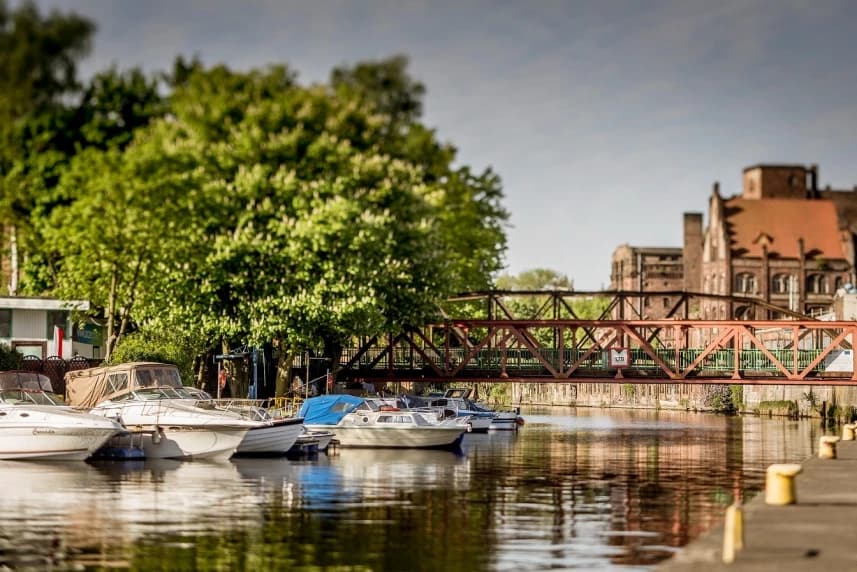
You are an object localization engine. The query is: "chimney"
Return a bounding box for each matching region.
[683,212,703,292]
[809,164,818,194]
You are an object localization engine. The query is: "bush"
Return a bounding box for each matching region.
[703,384,737,414]
[0,343,23,371]
[109,327,206,385]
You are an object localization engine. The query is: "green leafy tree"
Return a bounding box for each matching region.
[43,121,199,358]
[125,65,449,393]
[332,56,508,294]
[33,59,508,397]
[13,67,164,294]
[0,0,94,294]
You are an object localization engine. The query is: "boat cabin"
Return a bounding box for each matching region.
[0,371,65,406]
[64,362,183,408]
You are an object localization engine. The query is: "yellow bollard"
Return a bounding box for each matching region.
[722,503,744,564]
[765,463,803,505]
[843,424,856,441]
[819,435,841,459]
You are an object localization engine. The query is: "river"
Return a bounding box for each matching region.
[0,408,825,571]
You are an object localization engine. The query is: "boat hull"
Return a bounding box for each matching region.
[131,426,248,460]
[305,424,464,449]
[0,406,122,461]
[489,413,520,431]
[235,419,303,455]
[0,427,120,460]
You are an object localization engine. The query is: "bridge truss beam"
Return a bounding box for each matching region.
[339,320,857,385]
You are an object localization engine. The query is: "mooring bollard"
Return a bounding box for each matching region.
[819,435,841,459]
[842,424,856,441]
[722,503,744,564]
[765,464,803,505]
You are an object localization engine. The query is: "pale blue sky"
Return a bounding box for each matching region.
[34,0,857,289]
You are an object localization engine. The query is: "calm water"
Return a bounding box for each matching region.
[0,408,825,571]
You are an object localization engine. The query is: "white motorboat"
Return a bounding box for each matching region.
[89,388,255,460]
[65,362,305,457]
[0,371,123,461]
[300,395,468,449]
[404,394,493,432]
[289,426,336,454]
[175,393,305,456]
[433,388,525,431]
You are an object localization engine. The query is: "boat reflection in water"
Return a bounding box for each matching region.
[0,409,823,571]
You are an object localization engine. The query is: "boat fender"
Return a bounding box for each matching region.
[466,422,473,433]
[516,417,525,426]
[152,427,163,445]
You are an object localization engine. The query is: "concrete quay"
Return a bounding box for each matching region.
[659,438,857,571]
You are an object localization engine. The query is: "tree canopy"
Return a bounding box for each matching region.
[7,48,509,388]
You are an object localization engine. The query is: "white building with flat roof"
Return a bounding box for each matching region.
[0,297,99,359]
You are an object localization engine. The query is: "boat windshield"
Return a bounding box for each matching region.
[0,389,65,406]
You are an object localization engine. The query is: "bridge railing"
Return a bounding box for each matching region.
[341,347,829,376]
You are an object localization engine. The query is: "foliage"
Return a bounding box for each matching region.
[0,0,94,219]
[0,342,22,370]
[3,31,509,392]
[703,384,737,414]
[107,325,206,386]
[496,268,573,291]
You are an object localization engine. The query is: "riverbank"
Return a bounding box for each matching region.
[502,381,857,421]
[658,438,857,570]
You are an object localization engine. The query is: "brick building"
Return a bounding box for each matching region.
[613,164,857,319]
[610,245,683,318]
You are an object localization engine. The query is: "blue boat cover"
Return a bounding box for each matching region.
[298,394,364,425]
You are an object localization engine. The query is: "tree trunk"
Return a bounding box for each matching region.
[105,265,118,360]
[8,225,17,296]
[275,348,295,397]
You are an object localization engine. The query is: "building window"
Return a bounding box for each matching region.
[46,311,67,339]
[735,306,753,320]
[806,274,828,294]
[0,309,10,338]
[734,272,757,293]
[772,274,794,294]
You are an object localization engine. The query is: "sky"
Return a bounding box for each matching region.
[31,0,857,289]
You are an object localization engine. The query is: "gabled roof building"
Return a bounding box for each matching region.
[613,164,857,319]
[684,164,854,318]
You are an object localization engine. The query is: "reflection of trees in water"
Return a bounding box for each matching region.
[0,412,821,570]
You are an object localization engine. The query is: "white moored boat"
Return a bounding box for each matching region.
[300,395,469,449]
[174,392,306,456]
[0,371,123,461]
[65,363,256,460]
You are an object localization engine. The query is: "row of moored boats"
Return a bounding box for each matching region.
[0,363,523,462]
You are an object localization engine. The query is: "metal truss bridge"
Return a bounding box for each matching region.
[336,291,857,385]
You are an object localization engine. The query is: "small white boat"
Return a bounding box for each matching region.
[181,396,305,456]
[290,427,336,453]
[404,394,493,432]
[433,388,524,431]
[0,371,123,461]
[300,395,468,449]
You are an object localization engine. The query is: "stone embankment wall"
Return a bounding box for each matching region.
[492,382,857,421]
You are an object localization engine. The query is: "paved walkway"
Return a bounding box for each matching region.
[659,439,857,571]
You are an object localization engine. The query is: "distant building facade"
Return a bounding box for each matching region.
[613,164,857,319]
[610,245,683,319]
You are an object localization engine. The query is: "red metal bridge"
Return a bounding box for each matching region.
[336,291,857,385]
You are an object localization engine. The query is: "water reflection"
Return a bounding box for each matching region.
[0,409,822,571]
